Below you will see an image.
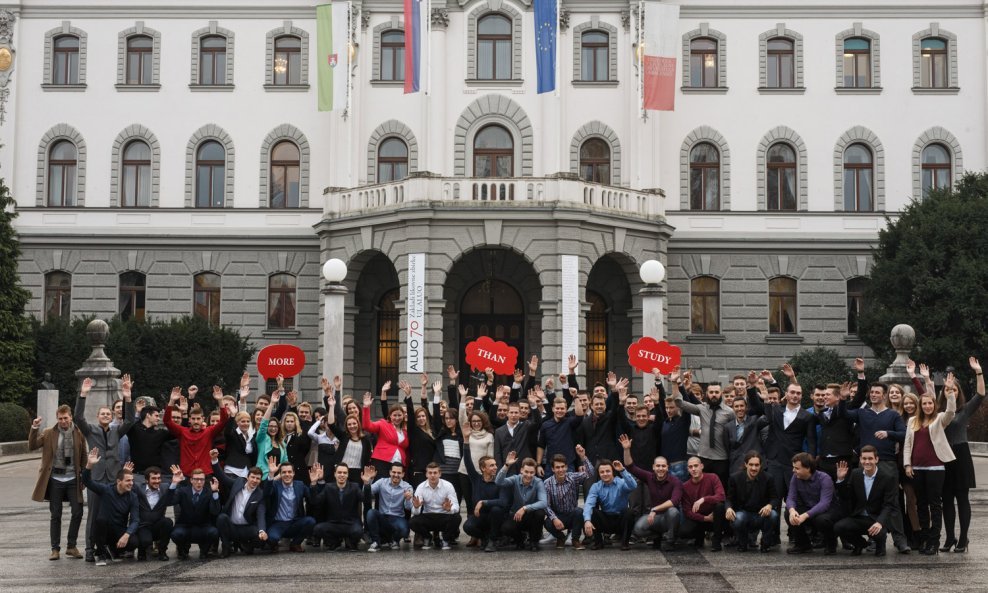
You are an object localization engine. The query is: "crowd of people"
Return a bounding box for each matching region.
[28,353,985,566]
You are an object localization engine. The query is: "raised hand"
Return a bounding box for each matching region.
[476,383,487,399]
[906,359,916,378]
[568,354,578,373]
[457,384,469,399]
[836,460,849,482]
[381,380,392,395]
[485,368,494,382]
[240,372,251,390]
[615,377,629,392]
[188,385,199,399]
[210,476,220,492]
[528,355,539,375]
[270,389,281,403]
[971,357,983,375]
[121,374,133,399]
[919,363,931,379]
[432,380,443,396]
[544,377,554,391]
[513,368,524,383]
[362,391,373,407]
[618,434,632,450]
[87,447,101,467]
[612,460,625,473]
[123,461,135,473]
[669,366,681,383]
[309,462,324,483]
[945,371,956,389]
[782,363,795,378]
[209,448,220,464]
[361,465,377,484]
[447,365,459,381]
[276,374,285,389]
[747,370,757,385]
[442,497,453,512]
[575,444,586,459]
[212,385,223,401]
[505,451,518,467]
[760,369,773,382]
[286,390,298,407]
[853,358,865,373]
[32,416,43,430]
[333,375,343,392]
[412,496,423,509]
[171,467,184,484]
[321,376,332,395]
[399,380,412,398]
[80,377,94,396]
[606,371,617,389]
[420,373,430,388]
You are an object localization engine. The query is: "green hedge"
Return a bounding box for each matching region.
[0,402,31,442]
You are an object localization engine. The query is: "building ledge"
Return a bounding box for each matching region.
[189,84,235,92]
[681,86,728,94]
[263,84,310,92]
[572,80,619,87]
[911,87,960,95]
[685,334,727,343]
[369,79,405,87]
[834,87,882,95]
[757,87,806,95]
[41,83,87,91]
[262,329,302,339]
[115,83,161,92]
[464,78,524,87]
[764,334,804,344]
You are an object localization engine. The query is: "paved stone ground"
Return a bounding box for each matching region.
[2,457,987,593]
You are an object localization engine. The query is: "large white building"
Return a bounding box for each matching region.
[3,0,985,395]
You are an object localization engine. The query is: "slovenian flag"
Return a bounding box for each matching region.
[316,2,351,111]
[404,0,429,93]
[534,0,557,94]
[641,1,679,111]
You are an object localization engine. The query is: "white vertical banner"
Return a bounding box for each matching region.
[560,255,579,371]
[406,253,426,373]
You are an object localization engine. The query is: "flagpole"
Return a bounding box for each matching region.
[426,0,432,95]
[638,1,645,121]
[347,1,353,116]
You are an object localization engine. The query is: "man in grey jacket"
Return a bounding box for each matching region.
[671,371,734,489]
[495,452,548,550]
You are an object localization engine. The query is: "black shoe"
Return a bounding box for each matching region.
[137,549,147,561]
[177,548,190,561]
[896,542,911,554]
[954,539,968,553]
[484,540,497,553]
[919,542,939,556]
[710,541,722,552]
[875,548,887,557]
[939,540,956,552]
[759,544,771,553]
[591,541,605,550]
[85,550,95,563]
[787,546,811,555]
[736,544,748,553]
[155,552,169,561]
[220,546,231,559]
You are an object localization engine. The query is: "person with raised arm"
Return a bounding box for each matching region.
[670,369,734,489]
[576,371,624,467]
[542,445,594,549]
[495,452,548,551]
[312,463,368,551]
[210,448,267,558]
[834,446,899,557]
[461,423,509,552]
[785,452,841,555]
[904,370,959,554]
[940,357,986,553]
[30,405,87,561]
[254,379,288,480]
[164,384,229,479]
[493,356,545,473]
[409,462,461,550]
[262,461,322,553]
[80,447,139,566]
[363,382,410,477]
[582,458,637,550]
[121,375,177,487]
[620,435,682,551]
[365,463,414,551]
[133,465,181,561]
[170,468,222,560]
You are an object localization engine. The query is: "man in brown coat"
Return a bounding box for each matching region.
[29,404,88,561]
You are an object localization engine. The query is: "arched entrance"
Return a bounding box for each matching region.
[586,253,636,384]
[443,248,542,383]
[349,251,400,395]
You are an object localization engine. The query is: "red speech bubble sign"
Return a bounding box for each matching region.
[627,337,681,375]
[464,336,518,376]
[257,344,306,379]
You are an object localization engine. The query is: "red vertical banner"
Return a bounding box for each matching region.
[643,56,676,111]
[641,2,679,112]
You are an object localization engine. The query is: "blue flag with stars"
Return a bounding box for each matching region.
[534,0,556,93]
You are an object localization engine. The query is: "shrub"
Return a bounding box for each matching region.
[0,402,31,442]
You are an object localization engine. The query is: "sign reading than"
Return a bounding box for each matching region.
[627,337,682,375]
[257,344,306,379]
[464,336,519,376]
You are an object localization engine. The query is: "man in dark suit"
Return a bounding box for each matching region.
[575,381,621,467]
[749,377,816,501]
[263,462,320,552]
[727,398,763,476]
[834,445,899,557]
[134,466,180,561]
[211,453,267,557]
[725,451,779,552]
[812,384,858,482]
[170,468,221,560]
[493,402,541,473]
[312,463,366,550]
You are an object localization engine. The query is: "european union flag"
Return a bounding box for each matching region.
[534,0,556,94]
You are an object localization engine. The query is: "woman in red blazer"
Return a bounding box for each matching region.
[362,386,409,476]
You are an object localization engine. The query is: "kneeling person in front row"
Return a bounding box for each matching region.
[620,436,681,551]
[583,459,637,550]
[679,456,726,551]
[313,463,367,551]
[171,468,221,560]
[834,446,899,557]
[726,451,779,552]
[134,465,181,561]
[81,447,139,566]
[495,453,548,551]
[410,463,461,549]
[786,452,841,555]
[211,452,267,558]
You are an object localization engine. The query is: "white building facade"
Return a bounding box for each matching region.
[4,0,985,395]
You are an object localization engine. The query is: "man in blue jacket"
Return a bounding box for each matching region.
[583,458,637,550]
[81,447,139,567]
[495,452,548,551]
[263,461,320,552]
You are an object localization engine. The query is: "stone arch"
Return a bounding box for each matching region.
[912,126,963,199]
[586,251,640,383]
[835,23,881,89]
[833,126,884,211]
[184,124,235,207]
[454,94,533,176]
[43,22,88,86]
[572,18,619,83]
[367,120,420,183]
[265,21,310,86]
[682,23,727,89]
[569,121,622,186]
[758,23,804,89]
[117,22,161,86]
[344,249,401,395]
[756,126,808,211]
[110,125,161,207]
[36,124,87,206]
[680,126,731,210]
[258,124,311,207]
[190,21,235,86]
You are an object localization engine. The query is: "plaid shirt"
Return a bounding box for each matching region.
[542,457,594,521]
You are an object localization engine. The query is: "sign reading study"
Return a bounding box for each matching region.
[257,344,306,379]
[627,337,681,375]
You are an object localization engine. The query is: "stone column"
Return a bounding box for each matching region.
[322,284,348,386]
[74,319,121,424]
[879,323,916,390]
[428,8,449,173]
[639,284,666,390]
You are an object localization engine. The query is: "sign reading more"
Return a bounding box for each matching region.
[464,336,519,376]
[627,337,681,375]
[257,344,306,379]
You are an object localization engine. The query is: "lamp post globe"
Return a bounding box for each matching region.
[639,259,665,285]
[322,258,347,284]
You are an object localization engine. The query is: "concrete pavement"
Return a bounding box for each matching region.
[1,457,987,593]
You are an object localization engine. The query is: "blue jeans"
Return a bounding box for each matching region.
[734,509,778,548]
[266,517,316,546]
[366,510,409,545]
[544,508,584,539]
[668,461,688,483]
[633,506,680,542]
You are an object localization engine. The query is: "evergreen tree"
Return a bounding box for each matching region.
[0,177,35,404]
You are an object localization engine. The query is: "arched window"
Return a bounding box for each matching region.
[689,142,720,210]
[477,14,512,80]
[193,272,221,326]
[121,140,151,207]
[48,141,78,207]
[766,143,797,211]
[689,38,718,88]
[846,277,869,335]
[199,35,227,85]
[52,35,80,85]
[378,138,409,183]
[581,31,609,82]
[585,291,608,388]
[381,30,405,81]
[579,138,610,184]
[473,124,513,178]
[768,276,797,334]
[268,273,297,329]
[690,276,720,334]
[273,35,302,85]
[843,143,873,212]
[377,288,400,392]
[766,37,794,88]
[195,141,225,208]
[920,38,947,88]
[921,143,951,195]
[119,271,146,321]
[44,271,72,321]
[270,141,300,208]
[842,38,871,88]
[125,35,153,85]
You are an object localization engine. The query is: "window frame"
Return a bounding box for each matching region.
[843,143,874,212]
[377,137,409,183]
[688,142,720,211]
[768,276,797,334]
[473,124,514,178]
[585,290,609,388]
[380,29,405,82]
[195,140,226,209]
[842,37,872,88]
[690,276,720,335]
[920,37,948,89]
[476,14,513,81]
[125,34,153,85]
[580,30,609,82]
[846,277,868,335]
[198,34,228,85]
[120,140,152,208]
[766,142,797,211]
[52,34,81,85]
[269,140,301,208]
[267,273,297,330]
[44,271,72,322]
[377,288,400,392]
[689,37,718,88]
[47,141,78,207]
[766,37,794,89]
[119,271,147,322]
[272,35,302,86]
[920,143,952,196]
[578,137,611,184]
[193,272,222,327]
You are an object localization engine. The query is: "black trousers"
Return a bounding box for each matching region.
[589,507,636,545]
[501,509,546,545]
[409,512,460,542]
[790,506,841,550]
[136,517,173,552]
[700,458,729,491]
[171,524,219,552]
[680,503,726,547]
[215,514,260,549]
[834,514,887,552]
[913,469,946,544]
[48,477,83,551]
[93,519,136,557]
[463,506,505,541]
[313,520,363,548]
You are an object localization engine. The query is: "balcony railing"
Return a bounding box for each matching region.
[324,175,664,219]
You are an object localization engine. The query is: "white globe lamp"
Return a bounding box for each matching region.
[322,258,347,284]
[639,259,665,285]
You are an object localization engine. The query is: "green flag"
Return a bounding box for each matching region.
[317,2,350,111]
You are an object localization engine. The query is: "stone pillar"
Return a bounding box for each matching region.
[639,285,666,391]
[879,323,916,391]
[74,319,121,424]
[428,8,449,173]
[37,390,59,427]
[322,284,348,385]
